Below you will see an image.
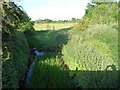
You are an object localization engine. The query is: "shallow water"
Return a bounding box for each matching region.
[25,61,35,87]
[36,51,45,56]
[25,52,45,87]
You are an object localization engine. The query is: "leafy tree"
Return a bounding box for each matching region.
[1,2,34,34]
[75,2,118,30]
[90,3,118,24]
[1,2,34,61]
[84,3,96,18]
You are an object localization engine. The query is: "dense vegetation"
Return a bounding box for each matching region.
[2,1,119,89]
[1,2,34,88]
[27,23,118,88]
[75,2,118,30]
[62,24,118,88]
[28,2,119,88]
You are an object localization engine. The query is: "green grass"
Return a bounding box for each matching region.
[34,22,76,30]
[26,28,70,50]
[30,55,74,88]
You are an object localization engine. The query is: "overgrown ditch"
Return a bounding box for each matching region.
[18,47,82,89]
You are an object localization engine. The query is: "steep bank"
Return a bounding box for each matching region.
[2,31,29,88]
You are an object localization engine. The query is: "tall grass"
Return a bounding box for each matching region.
[26,29,69,51]
[30,56,73,88]
[62,24,118,88]
[2,31,29,88]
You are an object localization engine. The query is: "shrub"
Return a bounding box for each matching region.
[74,18,90,31]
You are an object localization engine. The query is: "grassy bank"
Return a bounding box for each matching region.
[2,31,29,88]
[62,24,118,88]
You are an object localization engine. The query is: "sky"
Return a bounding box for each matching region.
[16,0,91,21]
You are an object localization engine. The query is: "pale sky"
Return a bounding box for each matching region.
[16,0,91,21]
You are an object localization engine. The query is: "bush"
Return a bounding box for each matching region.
[74,18,90,31]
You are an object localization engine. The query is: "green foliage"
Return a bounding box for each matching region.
[17,21,34,32]
[34,19,71,24]
[2,31,29,88]
[75,2,118,31]
[1,2,33,34]
[31,57,73,88]
[36,18,53,23]
[62,24,118,88]
[34,18,80,24]
[2,2,34,61]
[26,29,69,50]
[2,2,33,88]
[12,31,29,79]
[90,3,118,24]
[85,3,95,18]
[74,17,90,31]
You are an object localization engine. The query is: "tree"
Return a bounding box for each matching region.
[71,18,76,22]
[44,18,53,23]
[1,2,34,34]
[75,2,118,30]
[84,3,96,18]
[84,2,118,24]
[1,2,34,60]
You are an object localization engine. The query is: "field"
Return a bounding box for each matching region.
[34,22,76,30]
[26,23,119,88]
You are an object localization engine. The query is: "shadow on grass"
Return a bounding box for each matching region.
[71,64,119,88]
[28,61,119,88]
[26,27,73,60]
[29,61,74,88]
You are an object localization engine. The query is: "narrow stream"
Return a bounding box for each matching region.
[25,51,45,88]
[19,49,80,88]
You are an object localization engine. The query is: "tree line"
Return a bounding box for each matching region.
[75,1,119,30]
[34,18,80,23]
